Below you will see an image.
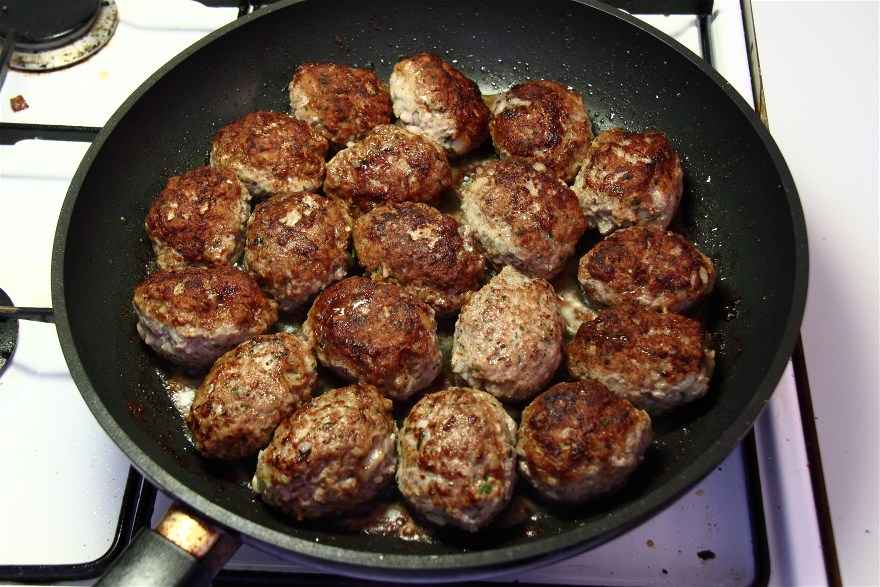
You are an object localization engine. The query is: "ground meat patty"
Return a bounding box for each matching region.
[566,305,714,412]
[186,333,317,460]
[252,384,397,520]
[397,387,517,532]
[578,226,716,312]
[323,124,452,213]
[244,192,352,312]
[132,266,277,369]
[517,380,652,503]
[289,63,392,148]
[145,166,251,270]
[353,202,485,315]
[489,80,592,182]
[304,277,442,400]
[572,128,683,235]
[459,159,587,279]
[390,52,490,156]
[452,266,564,403]
[210,111,329,198]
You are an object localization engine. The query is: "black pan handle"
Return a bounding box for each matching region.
[0,30,16,93]
[0,306,55,323]
[97,502,241,587]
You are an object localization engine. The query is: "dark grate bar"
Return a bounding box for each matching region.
[0,122,100,144]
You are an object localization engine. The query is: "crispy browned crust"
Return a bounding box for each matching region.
[133,266,277,333]
[211,111,329,195]
[460,159,587,279]
[489,80,592,181]
[186,333,317,460]
[290,63,392,148]
[244,192,352,311]
[579,226,716,312]
[353,202,485,315]
[304,277,441,400]
[323,124,452,212]
[566,305,708,390]
[393,52,490,155]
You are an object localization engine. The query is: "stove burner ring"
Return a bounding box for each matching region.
[0,288,19,377]
[2,0,118,72]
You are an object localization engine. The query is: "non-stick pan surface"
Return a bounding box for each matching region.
[51,0,807,579]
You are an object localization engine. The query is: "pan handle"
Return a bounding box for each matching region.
[96,502,241,587]
[0,306,55,323]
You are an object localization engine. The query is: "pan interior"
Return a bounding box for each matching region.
[57,0,802,568]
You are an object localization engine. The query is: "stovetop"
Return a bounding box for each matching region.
[0,1,829,585]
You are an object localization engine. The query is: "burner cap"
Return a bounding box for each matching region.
[0,288,18,377]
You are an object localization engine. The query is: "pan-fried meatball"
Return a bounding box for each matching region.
[390,52,490,156]
[323,125,452,213]
[452,266,564,403]
[145,166,251,270]
[252,384,397,520]
[397,387,517,532]
[132,267,277,369]
[566,305,714,412]
[352,202,485,315]
[186,333,317,460]
[573,129,683,235]
[210,111,329,198]
[244,192,352,312]
[578,226,716,313]
[517,380,652,503]
[489,80,592,182]
[459,159,586,279]
[304,277,442,400]
[289,63,392,148]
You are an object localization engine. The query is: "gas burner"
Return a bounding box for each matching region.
[0,0,118,72]
[0,287,18,377]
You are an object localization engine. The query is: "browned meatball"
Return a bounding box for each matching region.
[244,192,352,312]
[186,333,317,460]
[573,129,683,234]
[353,202,485,315]
[304,277,442,400]
[390,52,490,156]
[517,381,652,503]
[489,80,592,182]
[566,305,714,412]
[578,226,716,313]
[145,166,250,270]
[397,387,517,532]
[252,384,397,520]
[132,267,277,369]
[210,111,329,198]
[459,159,587,279]
[323,124,452,213]
[289,63,392,148]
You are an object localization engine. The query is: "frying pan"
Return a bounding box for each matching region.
[42,0,807,583]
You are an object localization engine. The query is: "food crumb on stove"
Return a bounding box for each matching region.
[661,568,669,575]
[695,489,705,496]
[697,549,716,561]
[646,539,655,548]
[10,95,28,112]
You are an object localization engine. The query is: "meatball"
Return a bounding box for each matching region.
[132,266,277,369]
[289,63,392,148]
[459,159,587,279]
[304,277,442,400]
[566,305,714,412]
[489,80,592,182]
[390,52,490,156]
[573,129,683,235]
[452,266,564,403]
[397,387,517,532]
[244,192,352,312]
[186,333,317,460]
[323,124,452,213]
[210,111,329,198]
[517,381,652,503]
[145,166,251,270]
[353,202,485,315]
[252,384,397,520]
[578,226,716,313]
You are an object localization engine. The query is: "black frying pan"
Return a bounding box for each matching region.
[46,0,807,583]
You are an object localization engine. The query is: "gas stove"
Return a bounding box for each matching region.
[0,1,829,585]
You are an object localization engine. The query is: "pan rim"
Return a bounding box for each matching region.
[51,0,808,575]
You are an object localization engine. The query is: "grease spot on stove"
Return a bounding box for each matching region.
[697,549,716,561]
